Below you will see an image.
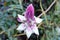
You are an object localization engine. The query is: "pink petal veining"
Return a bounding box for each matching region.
[25,4,34,20]
[17,4,41,38]
[17,17,21,22]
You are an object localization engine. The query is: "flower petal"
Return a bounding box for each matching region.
[22,12,26,15]
[17,14,26,22]
[32,24,39,35]
[25,4,34,20]
[35,17,43,23]
[17,23,26,31]
[25,27,33,38]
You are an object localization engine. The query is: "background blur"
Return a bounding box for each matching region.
[0,0,60,40]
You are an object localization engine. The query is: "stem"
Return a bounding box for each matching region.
[19,0,24,11]
[38,0,57,18]
[0,0,57,37]
[38,0,48,27]
[38,0,57,27]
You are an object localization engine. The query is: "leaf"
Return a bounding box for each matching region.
[12,11,17,18]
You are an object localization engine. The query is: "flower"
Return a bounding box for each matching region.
[17,4,43,38]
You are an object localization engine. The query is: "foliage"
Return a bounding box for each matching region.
[0,0,60,40]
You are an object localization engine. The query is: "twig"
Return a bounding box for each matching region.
[19,0,24,11]
[38,0,57,18]
[0,26,17,35]
[13,33,25,37]
[0,0,57,37]
[0,31,5,34]
[38,0,48,27]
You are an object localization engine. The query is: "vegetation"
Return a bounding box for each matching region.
[0,0,60,40]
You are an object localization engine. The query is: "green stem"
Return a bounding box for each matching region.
[40,0,48,26]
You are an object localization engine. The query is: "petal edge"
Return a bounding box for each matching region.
[35,17,43,23]
[17,23,26,31]
[17,14,26,22]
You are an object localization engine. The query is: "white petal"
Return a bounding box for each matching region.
[35,16,43,23]
[17,23,26,31]
[32,24,39,35]
[25,27,33,38]
[18,14,26,22]
[22,12,26,15]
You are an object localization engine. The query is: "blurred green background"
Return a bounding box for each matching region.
[0,0,60,40]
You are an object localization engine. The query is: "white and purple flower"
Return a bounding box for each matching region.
[17,4,43,38]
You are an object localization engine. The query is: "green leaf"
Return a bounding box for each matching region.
[12,11,17,18]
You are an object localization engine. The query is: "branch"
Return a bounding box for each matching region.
[0,0,57,37]
[14,0,57,37]
[38,0,57,18]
